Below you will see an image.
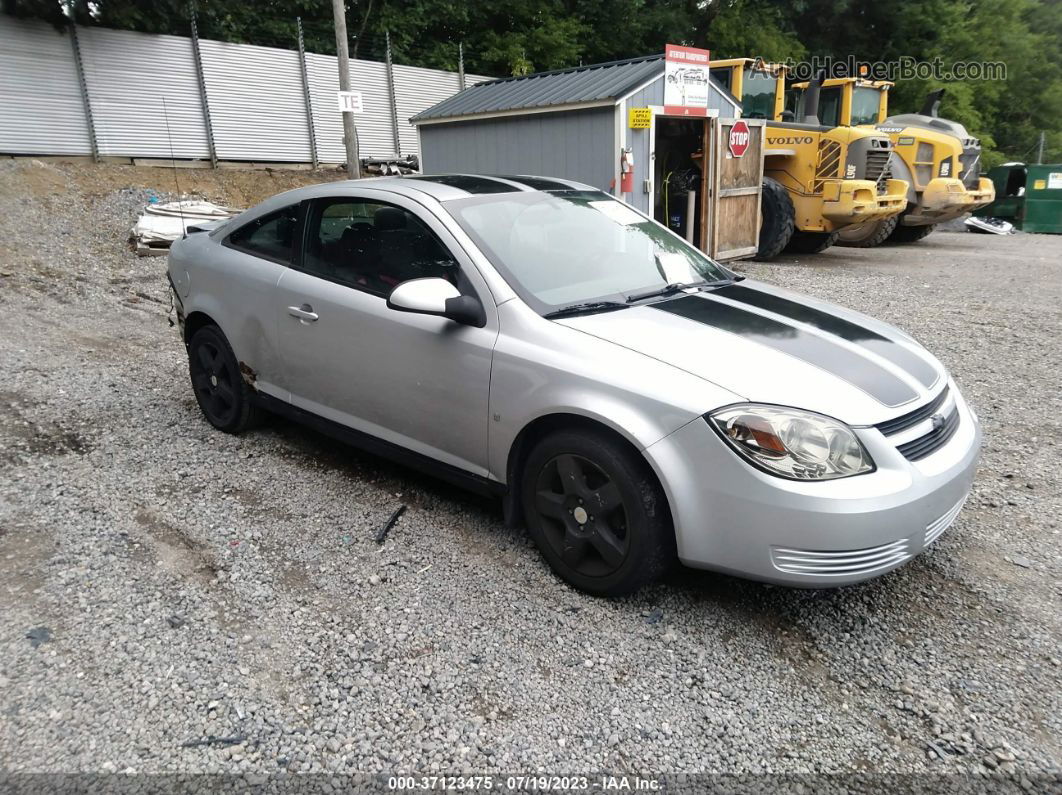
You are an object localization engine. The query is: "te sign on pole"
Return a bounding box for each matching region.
[663,43,711,117]
[729,120,751,157]
[337,91,364,113]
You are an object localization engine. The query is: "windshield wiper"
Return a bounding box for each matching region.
[626,278,735,304]
[543,301,629,319]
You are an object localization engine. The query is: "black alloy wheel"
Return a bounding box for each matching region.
[535,453,631,577]
[187,325,260,433]
[522,430,674,596]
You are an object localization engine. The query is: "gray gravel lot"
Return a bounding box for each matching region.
[1,160,1060,782]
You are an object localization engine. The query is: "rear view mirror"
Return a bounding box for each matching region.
[387,278,486,327]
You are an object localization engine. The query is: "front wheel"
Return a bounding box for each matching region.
[187,325,262,433]
[521,430,674,597]
[755,177,796,260]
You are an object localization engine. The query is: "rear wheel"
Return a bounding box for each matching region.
[187,325,262,434]
[785,229,839,254]
[887,220,936,244]
[521,430,673,596]
[755,177,796,260]
[836,215,899,247]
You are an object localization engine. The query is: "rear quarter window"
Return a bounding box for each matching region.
[225,204,301,264]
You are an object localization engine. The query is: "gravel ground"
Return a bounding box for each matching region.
[1,160,1060,784]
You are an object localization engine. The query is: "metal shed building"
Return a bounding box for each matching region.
[411,55,764,261]
[411,55,742,219]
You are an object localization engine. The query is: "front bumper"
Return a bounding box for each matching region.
[645,383,981,587]
[821,178,908,228]
[904,177,996,226]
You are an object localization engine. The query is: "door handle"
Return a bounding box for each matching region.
[287,304,319,322]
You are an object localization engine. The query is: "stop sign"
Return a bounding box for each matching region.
[729,120,751,157]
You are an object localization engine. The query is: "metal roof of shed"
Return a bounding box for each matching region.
[411,54,665,124]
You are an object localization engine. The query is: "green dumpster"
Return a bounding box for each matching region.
[976,163,1062,234]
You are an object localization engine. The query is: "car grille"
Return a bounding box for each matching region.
[875,386,949,436]
[924,494,969,547]
[874,386,961,462]
[896,408,960,461]
[771,539,910,577]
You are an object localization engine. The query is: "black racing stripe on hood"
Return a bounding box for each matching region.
[712,284,939,388]
[652,295,919,407]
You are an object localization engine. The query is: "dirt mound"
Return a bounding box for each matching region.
[0,157,346,206]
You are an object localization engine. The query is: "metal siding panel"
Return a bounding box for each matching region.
[628,78,664,109]
[589,108,617,192]
[419,108,616,192]
[0,18,92,155]
[307,52,395,161]
[624,79,663,213]
[709,79,741,116]
[392,63,461,155]
[200,40,312,162]
[79,27,209,159]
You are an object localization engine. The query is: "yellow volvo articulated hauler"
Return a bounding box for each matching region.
[710,58,908,258]
[787,79,996,246]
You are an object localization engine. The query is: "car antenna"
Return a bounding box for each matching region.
[161,97,187,240]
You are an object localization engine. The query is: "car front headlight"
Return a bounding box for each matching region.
[707,404,874,481]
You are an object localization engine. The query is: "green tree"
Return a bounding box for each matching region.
[5,0,1060,162]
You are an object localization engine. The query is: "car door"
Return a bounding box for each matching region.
[215,201,303,399]
[275,192,497,478]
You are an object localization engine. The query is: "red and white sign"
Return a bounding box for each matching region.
[663,44,711,117]
[728,120,751,157]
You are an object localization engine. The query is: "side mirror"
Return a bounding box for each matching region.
[386,277,486,328]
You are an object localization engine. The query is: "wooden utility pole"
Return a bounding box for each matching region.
[332,0,361,177]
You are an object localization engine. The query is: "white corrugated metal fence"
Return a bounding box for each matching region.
[0,16,488,163]
[79,26,211,159]
[0,18,92,155]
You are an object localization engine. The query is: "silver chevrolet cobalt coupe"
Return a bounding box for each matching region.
[168,174,980,596]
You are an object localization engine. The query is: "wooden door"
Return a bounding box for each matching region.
[701,118,765,261]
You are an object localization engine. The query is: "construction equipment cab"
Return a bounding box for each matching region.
[788,79,996,246]
[710,58,908,258]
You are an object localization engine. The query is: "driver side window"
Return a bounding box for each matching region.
[301,198,458,297]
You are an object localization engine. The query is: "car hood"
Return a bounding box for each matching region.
[557,280,945,426]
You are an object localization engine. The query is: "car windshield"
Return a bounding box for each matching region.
[447,190,731,314]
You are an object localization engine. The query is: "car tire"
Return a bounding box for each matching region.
[755,177,796,260]
[887,220,936,244]
[521,429,674,597]
[836,215,899,247]
[785,229,839,254]
[187,325,262,434]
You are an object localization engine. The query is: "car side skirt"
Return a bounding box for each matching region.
[253,392,507,499]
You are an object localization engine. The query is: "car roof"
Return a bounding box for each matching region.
[228,173,603,228]
[323,173,598,202]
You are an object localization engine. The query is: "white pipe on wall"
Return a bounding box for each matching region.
[685,190,696,243]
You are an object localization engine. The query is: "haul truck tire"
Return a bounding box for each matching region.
[887,221,936,244]
[836,215,899,248]
[754,177,795,260]
[785,229,839,254]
